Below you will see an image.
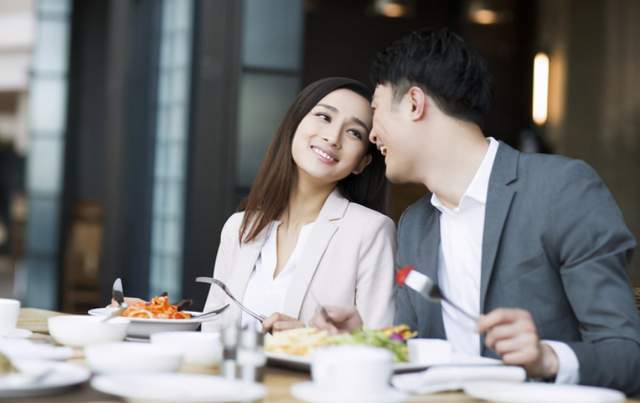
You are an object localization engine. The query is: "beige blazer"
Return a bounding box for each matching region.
[202,189,395,331]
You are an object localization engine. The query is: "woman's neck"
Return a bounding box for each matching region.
[282,175,334,229]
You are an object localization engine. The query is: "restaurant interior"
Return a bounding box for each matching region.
[1,0,640,401]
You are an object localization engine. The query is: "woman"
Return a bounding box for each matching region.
[202,77,395,332]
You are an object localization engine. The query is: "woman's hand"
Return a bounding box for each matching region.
[109,297,146,307]
[310,305,363,334]
[262,313,305,333]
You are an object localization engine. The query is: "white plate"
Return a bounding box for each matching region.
[463,381,626,403]
[0,360,90,398]
[91,373,266,402]
[0,339,74,361]
[392,365,526,395]
[266,351,500,373]
[88,307,223,338]
[0,328,32,339]
[292,381,407,403]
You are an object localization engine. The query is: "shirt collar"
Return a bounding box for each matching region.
[431,137,499,212]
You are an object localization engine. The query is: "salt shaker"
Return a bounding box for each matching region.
[221,324,240,379]
[237,327,266,383]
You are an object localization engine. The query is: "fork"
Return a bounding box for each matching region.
[308,289,335,326]
[195,277,266,323]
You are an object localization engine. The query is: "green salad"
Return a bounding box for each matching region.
[329,325,416,362]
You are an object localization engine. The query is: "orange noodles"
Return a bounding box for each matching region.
[121,294,191,319]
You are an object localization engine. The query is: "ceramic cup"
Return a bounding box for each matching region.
[311,345,393,399]
[0,298,20,336]
[150,331,222,367]
[407,338,453,365]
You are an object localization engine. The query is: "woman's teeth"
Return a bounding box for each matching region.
[313,147,336,162]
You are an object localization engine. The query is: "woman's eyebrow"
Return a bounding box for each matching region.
[317,103,338,112]
[349,117,370,133]
[317,103,370,133]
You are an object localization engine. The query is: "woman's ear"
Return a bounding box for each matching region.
[352,153,372,175]
[407,86,427,121]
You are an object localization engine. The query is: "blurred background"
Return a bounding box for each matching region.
[0,0,638,312]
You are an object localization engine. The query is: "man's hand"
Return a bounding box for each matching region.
[262,313,305,333]
[478,308,559,380]
[309,305,363,334]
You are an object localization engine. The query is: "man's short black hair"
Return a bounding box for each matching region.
[370,28,491,125]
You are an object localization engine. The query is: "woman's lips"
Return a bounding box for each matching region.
[311,145,338,164]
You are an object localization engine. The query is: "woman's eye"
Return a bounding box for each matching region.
[347,129,363,140]
[315,113,331,122]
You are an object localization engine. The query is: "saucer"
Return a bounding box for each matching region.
[0,360,90,398]
[92,373,266,402]
[463,381,625,403]
[291,381,407,403]
[0,328,32,339]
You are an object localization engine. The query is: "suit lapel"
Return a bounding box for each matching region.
[282,189,347,318]
[480,142,519,312]
[226,225,269,308]
[416,201,446,338]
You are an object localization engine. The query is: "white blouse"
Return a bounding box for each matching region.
[241,220,316,330]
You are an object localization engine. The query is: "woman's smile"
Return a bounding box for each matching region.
[310,145,339,164]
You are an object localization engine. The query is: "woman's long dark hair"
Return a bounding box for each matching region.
[239,77,388,243]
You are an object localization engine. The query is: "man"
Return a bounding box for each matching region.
[313,28,640,395]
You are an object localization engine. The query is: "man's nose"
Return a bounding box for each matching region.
[369,129,379,145]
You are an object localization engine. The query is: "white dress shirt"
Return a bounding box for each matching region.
[432,137,579,384]
[241,220,316,330]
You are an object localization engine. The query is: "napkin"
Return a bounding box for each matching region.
[392,365,526,395]
[0,339,74,361]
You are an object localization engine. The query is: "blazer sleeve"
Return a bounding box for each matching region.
[392,209,419,331]
[355,215,396,329]
[549,160,640,395]
[201,214,239,332]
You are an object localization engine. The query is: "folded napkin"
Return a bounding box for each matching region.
[0,339,74,361]
[392,365,526,395]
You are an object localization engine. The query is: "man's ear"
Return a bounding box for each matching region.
[352,153,372,175]
[407,86,427,121]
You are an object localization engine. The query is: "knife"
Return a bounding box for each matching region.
[112,278,125,307]
[190,303,230,319]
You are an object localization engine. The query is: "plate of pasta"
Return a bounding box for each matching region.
[88,294,228,338]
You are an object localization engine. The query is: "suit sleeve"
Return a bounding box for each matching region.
[355,215,396,329]
[549,160,640,395]
[392,210,419,331]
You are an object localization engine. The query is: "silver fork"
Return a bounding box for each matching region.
[195,277,266,323]
[308,289,336,326]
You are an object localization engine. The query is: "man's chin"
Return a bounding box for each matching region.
[385,169,409,184]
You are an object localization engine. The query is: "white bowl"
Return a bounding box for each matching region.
[85,342,183,374]
[47,315,129,347]
[150,331,222,366]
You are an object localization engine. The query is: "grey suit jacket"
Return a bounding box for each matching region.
[394,142,640,395]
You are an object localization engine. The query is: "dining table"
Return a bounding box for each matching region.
[8,308,640,403]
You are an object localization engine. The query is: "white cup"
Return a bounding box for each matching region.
[408,338,453,365]
[311,345,393,399]
[150,331,222,367]
[0,298,20,336]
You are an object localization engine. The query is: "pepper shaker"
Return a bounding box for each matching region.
[221,324,240,379]
[237,327,266,383]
